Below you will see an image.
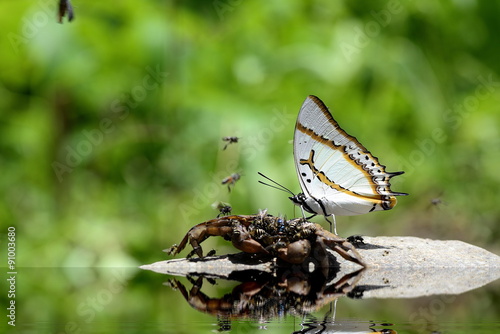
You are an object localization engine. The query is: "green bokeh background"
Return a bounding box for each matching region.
[1,0,500,332]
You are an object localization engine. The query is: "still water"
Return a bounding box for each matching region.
[3,260,499,334]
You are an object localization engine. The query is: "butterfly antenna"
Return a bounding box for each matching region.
[257,172,295,196]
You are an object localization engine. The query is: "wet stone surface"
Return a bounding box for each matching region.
[142,236,500,298]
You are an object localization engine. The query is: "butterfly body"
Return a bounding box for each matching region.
[291,95,407,221]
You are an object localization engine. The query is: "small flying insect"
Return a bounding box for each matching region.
[222,136,239,150]
[428,192,447,210]
[58,0,75,23]
[212,201,232,217]
[222,173,241,192]
[428,197,447,210]
[430,198,442,206]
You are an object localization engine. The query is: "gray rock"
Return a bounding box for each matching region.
[346,236,500,298]
[141,236,500,298]
[141,253,273,277]
[356,236,500,268]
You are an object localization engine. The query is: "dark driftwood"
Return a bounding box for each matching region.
[141,236,500,298]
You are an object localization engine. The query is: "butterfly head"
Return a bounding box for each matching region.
[257,172,318,216]
[289,193,316,215]
[289,193,304,206]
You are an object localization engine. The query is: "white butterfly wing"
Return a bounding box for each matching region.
[293,95,406,216]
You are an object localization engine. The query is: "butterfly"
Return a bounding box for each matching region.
[260,95,407,233]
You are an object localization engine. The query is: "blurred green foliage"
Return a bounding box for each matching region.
[1,0,500,331]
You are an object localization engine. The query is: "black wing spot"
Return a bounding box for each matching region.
[369,203,377,212]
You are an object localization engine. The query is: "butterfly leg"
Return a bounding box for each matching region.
[324,214,337,234]
[298,205,307,219]
[330,299,338,322]
[298,205,317,222]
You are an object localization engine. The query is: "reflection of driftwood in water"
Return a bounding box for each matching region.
[141,236,500,298]
[164,267,362,318]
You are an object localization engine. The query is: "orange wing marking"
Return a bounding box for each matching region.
[299,150,397,208]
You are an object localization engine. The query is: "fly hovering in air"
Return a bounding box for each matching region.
[222,136,239,150]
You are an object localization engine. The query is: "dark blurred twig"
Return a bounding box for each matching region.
[58,0,74,23]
